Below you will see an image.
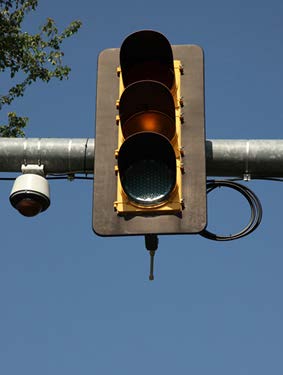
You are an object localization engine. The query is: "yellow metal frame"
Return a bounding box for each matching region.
[114,60,183,214]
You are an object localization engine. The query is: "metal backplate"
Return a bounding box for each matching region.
[93,45,206,236]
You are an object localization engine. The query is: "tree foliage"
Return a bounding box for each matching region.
[0,0,81,136]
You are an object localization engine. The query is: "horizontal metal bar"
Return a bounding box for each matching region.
[206,139,283,177]
[0,138,282,178]
[0,138,94,174]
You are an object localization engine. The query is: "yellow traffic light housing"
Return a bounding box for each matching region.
[93,30,206,236]
[115,31,183,214]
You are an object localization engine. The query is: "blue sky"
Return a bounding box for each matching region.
[1,0,283,374]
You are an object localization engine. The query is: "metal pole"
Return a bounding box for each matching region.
[0,138,283,178]
[0,138,94,174]
[206,139,283,178]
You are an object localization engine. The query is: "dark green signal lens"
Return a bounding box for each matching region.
[118,132,176,207]
[123,159,175,205]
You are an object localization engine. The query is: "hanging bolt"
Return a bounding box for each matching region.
[144,234,159,281]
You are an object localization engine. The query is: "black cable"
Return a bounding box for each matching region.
[0,175,94,181]
[47,175,93,180]
[200,180,263,241]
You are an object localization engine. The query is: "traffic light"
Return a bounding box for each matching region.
[115,31,183,215]
[93,30,206,236]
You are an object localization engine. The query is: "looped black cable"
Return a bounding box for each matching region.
[200,180,263,241]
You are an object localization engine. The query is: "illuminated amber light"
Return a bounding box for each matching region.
[122,111,175,141]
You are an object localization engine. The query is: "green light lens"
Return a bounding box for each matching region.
[118,132,177,207]
[122,159,175,206]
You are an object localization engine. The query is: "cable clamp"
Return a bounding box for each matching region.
[243,173,251,181]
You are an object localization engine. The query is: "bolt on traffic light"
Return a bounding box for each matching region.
[93,30,206,236]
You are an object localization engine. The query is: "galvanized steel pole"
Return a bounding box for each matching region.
[0,138,94,174]
[206,139,283,178]
[0,138,283,178]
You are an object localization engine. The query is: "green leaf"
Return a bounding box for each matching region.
[0,0,82,137]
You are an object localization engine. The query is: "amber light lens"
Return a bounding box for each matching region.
[122,111,175,141]
[119,80,176,142]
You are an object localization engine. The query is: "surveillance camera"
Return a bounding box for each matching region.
[10,174,50,217]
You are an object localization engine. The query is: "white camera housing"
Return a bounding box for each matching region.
[10,173,50,217]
